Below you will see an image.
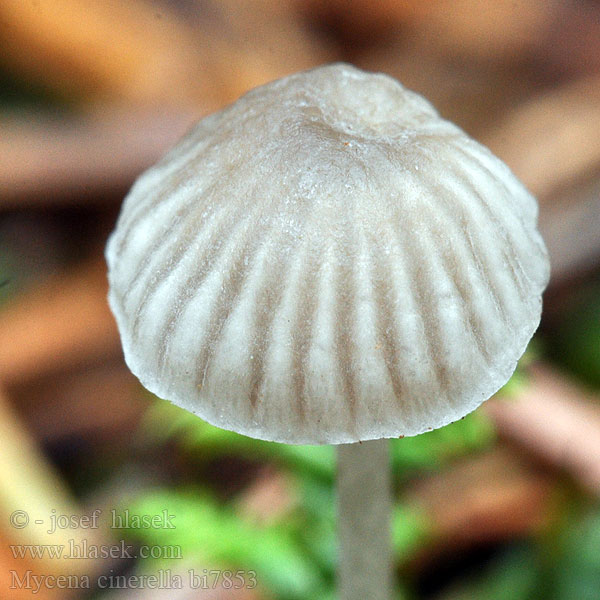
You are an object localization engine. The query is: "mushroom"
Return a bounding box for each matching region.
[106,63,550,599]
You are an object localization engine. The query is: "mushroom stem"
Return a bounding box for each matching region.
[337,438,393,600]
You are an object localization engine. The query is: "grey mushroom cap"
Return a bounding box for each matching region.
[106,63,550,444]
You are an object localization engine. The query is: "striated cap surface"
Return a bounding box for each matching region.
[106,63,550,444]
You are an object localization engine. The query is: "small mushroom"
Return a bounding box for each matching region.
[106,64,549,600]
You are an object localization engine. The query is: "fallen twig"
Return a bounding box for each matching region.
[406,445,554,566]
[0,256,119,386]
[485,363,600,496]
[0,109,198,206]
[481,73,600,200]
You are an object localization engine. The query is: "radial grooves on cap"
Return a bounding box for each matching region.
[363,227,406,413]
[123,163,226,282]
[502,247,528,300]
[245,213,317,415]
[117,126,243,260]
[444,201,511,326]
[408,275,451,411]
[122,148,249,299]
[426,150,526,326]
[116,156,200,256]
[125,161,250,320]
[390,190,450,415]
[464,228,508,322]
[451,143,539,267]
[118,163,189,242]
[289,247,322,423]
[245,248,286,411]
[458,174,531,287]
[333,229,359,430]
[423,199,492,366]
[187,168,296,398]
[190,226,274,396]
[448,163,530,309]
[117,133,218,240]
[419,142,519,269]
[224,229,289,412]
[104,65,552,443]
[447,143,530,239]
[124,168,237,320]
[426,164,511,331]
[404,224,453,407]
[156,185,276,376]
[373,216,428,424]
[130,172,260,346]
[460,154,537,295]
[454,141,531,220]
[429,191,505,359]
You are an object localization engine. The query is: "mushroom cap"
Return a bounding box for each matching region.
[106,63,549,444]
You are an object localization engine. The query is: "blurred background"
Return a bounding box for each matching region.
[1,0,599,598]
